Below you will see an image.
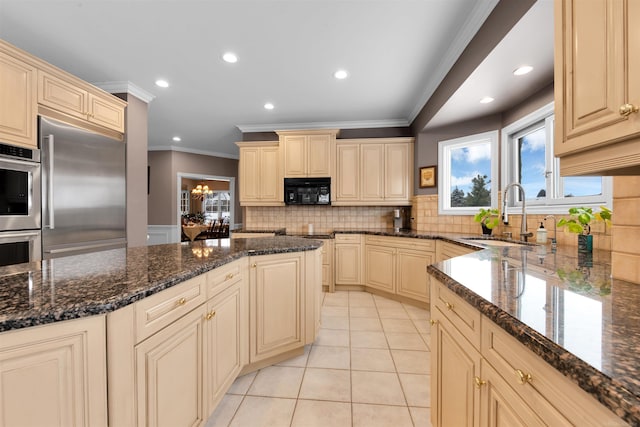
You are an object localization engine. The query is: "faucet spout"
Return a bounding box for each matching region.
[502,183,531,242]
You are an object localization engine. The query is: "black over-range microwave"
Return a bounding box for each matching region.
[284,177,331,205]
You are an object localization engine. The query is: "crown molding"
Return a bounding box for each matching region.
[93,81,156,103]
[407,0,499,123]
[236,119,409,133]
[148,145,239,160]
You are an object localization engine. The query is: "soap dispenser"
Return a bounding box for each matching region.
[536,222,547,244]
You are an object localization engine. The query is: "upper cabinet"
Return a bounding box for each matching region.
[236,141,283,206]
[0,49,37,148]
[0,39,126,148]
[554,0,640,175]
[334,138,414,206]
[278,130,337,178]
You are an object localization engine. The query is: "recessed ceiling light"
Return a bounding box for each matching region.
[223,52,238,63]
[480,96,494,104]
[155,79,169,88]
[264,103,275,110]
[334,69,349,80]
[172,136,182,142]
[513,65,533,76]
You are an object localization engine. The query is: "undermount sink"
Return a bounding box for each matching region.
[462,238,531,247]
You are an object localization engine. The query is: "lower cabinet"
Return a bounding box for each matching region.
[0,315,107,427]
[365,244,396,292]
[430,278,626,427]
[249,252,304,363]
[334,234,363,285]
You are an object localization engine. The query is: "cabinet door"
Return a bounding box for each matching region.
[0,51,37,148]
[204,281,248,413]
[335,243,362,285]
[480,361,546,427]
[38,70,88,120]
[135,306,205,427]
[88,93,125,133]
[259,146,281,202]
[385,143,411,201]
[249,253,304,362]
[307,134,332,177]
[360,144,385,201]
[555,0,640,156]
[283,135,307,177]
[0,316,107,427]
[431,309,481,427]
[239,147,261,202]
[335,144,360,202]
[396,248,433,303]
[365,244,395,293]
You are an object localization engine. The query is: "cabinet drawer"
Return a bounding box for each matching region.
[135,276,207,343]
[365,235,435,252]
[431,279,480,349]
[481,317,625,426]
[207,260,245,299]
[334,234,361,244]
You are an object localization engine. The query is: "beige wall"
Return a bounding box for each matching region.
[147,150,240,226]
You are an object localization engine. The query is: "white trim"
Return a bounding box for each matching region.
[177,173,236,231]
[438,129,499,215]
[408,0,499,122]
[93,81,156,103]
[149,145,239,160]
[235,119,409,133]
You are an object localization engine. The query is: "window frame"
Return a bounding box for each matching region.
[501,102,612,214]
[438,130,499,215]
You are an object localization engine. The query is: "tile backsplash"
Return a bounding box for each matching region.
[611,176,640,284]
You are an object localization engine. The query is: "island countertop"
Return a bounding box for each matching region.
[0,236,322,333]
[427,244,640,425]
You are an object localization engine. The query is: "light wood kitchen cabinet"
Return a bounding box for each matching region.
[554,0,640,175]
[430,277,626,427]
[334,138,414,205]
[334,234,363,285]
[236,141,283,206]
[249,252,304,362]
[364,235,434,303]
[320,238,335,292]
[278,130,337,177]
[135,304,206,427]
[38,70,126,134]
[0,49,37,148]
[0,316,108,427]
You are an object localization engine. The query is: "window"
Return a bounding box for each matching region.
[203,191,231,222]
[501,103,611,212]
[180,190,190,216]
[438,130,499,215]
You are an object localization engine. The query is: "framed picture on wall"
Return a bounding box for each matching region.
[419,165,437,188]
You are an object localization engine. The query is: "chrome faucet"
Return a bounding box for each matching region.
[502,183,533,242]
[544,215,557,249]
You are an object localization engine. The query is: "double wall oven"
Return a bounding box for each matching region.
[0,143,41,267]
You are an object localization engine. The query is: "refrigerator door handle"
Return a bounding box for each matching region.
[44,134,55,230]
[44,240,125,254]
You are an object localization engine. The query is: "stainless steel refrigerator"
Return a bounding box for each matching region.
[40,116,126,259]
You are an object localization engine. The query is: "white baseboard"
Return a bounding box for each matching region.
[147,225,180,245]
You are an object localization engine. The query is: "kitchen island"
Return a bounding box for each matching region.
[0,236,323,427]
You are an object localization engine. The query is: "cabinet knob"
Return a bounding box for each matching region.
[474,376,486,389]
[515,369,532,385]
[252,263,257,268]
[176,297,187,306]
[205,310,216,320]
[226,273,234,280]
[429,319,438,326]
[444,301,454,311]
[619,103,639,117]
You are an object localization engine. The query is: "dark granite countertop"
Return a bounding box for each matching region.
[427,244,639,425]
[0,236,322,333]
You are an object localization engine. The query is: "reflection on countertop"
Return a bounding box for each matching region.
[428,244,640,425]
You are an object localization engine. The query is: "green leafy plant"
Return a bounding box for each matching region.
[473,208,500,229]
[557,206,612,234]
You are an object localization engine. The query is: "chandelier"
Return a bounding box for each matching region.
[191,184,213,201]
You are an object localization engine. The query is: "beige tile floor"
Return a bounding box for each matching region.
[205,291,433,427]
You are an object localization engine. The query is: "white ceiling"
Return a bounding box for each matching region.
[0,0,553,158]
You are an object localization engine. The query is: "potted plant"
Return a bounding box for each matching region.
[473,208,500,235]
[557,206,612,252]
